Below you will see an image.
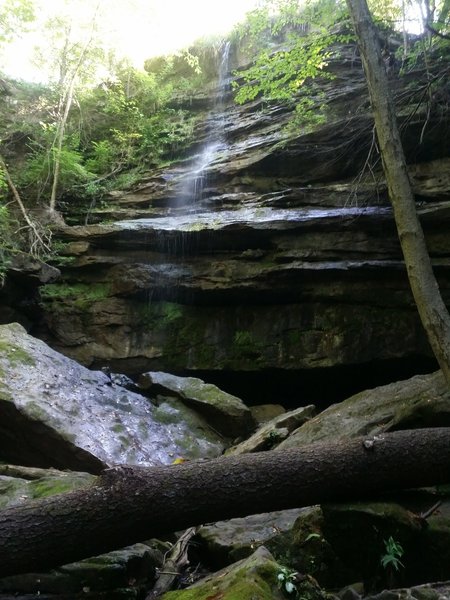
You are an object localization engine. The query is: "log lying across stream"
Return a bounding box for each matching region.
[1,428,449,577]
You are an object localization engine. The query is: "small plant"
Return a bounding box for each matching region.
[277,566,299,597]
[381,536,404,572]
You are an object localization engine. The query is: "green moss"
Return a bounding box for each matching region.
[230,330,264,366]
[0,341,36,367]
[137,302,183,329]
[287,330,302,345]
[161,566,277,600]
[161,302,183,324]
[40,282,112,311]
[24,401,48,421]
[30,478,80,499]
[153,404,179,425]
[118,435,131,448]
[111,423,125,434]
[233,330,254,347]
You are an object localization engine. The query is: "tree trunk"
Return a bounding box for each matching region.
[0,428,449,578]
[345,0,450,386]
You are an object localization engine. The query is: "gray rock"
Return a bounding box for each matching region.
[250,404,286,425]
[0,468,95,509]
[196,508,310,567]
[139,371,255,437]
[0,543,157,597]
[0,323,226,471]
[279,371,450,448]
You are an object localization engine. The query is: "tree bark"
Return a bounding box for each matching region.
[345,0,450,386]
[0,428,449,578]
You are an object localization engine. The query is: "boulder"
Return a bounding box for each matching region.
[196,508,311,568]
[279,371,450,448]
[0,323,227,472]
[0,544,157,599]
[160,546,290,600]
[0,466,94,509]
[138,371,255,438]
[0,466,161,599]
[250,404,286,425]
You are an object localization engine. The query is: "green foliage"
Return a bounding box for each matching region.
[0,0,35,47]
[276,566,300,597]
[233,330,255,346]
[19,135,93,201]
[0,167,8,197]
[85,139,114,173]
[232,0,350,132]
[367,0,402,28]
[380,536,404,571]
[40,282,111,311]
[79,70,197,176]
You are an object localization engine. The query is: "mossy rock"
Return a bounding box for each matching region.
[274,506,340,589]
[320,494,450,591]
[161,547,286,600]
[0,469,95,509]
[279,371,450,448]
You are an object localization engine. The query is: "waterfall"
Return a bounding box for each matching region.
[178,41,231,207]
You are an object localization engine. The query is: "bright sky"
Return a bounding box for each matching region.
[118,0,262,60]
[2,0,262,81]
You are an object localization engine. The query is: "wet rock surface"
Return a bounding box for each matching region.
[0,323,229,471]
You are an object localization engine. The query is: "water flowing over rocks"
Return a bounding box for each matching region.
[17,43,448,402]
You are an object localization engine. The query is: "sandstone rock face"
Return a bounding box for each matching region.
[5,44,450,390]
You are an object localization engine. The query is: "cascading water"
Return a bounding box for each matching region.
[178,41,231,207]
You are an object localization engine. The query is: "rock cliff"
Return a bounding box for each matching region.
[4,42,450,404]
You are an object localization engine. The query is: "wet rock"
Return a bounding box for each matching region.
[138,371,255,438]
[0,323,227,472]
[279,371,450,448]
[4,42,450,383]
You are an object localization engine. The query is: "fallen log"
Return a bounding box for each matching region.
[0,428,449,578]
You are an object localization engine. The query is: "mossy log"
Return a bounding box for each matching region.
[1,428,450,577]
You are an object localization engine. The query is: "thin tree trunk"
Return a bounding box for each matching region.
[48,3,101,214]
[346,0,450,385]
[49,76,76,213]
[0,155,51,256]
[0,428,449,578]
